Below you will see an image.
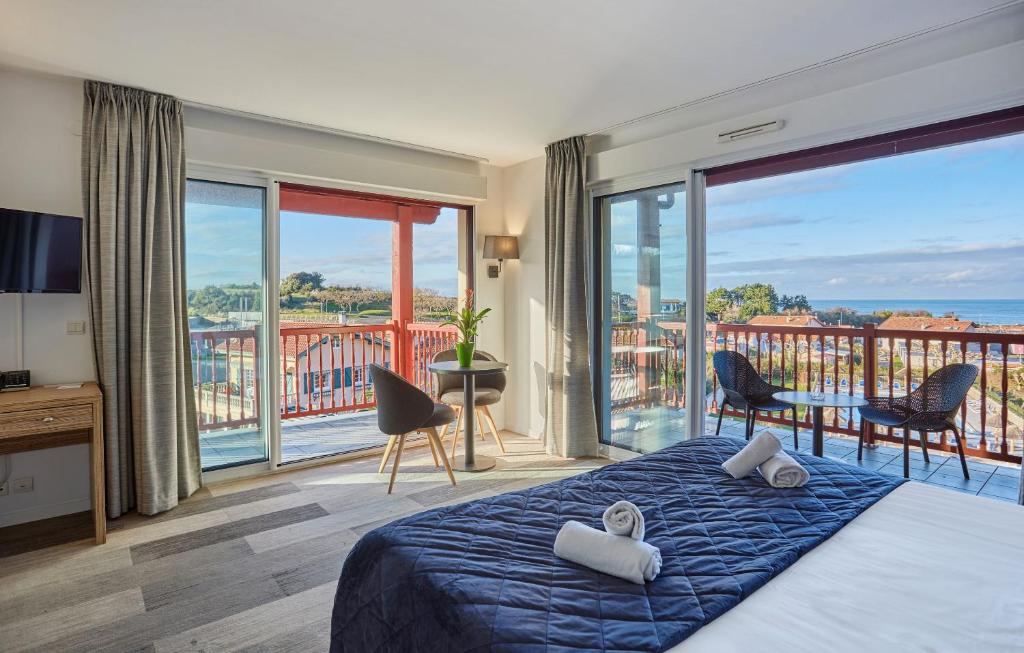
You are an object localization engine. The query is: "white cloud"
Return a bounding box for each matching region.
[707,213,804,233]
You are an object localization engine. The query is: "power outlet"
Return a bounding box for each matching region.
[0,481,8,497]
[12,477,33,494]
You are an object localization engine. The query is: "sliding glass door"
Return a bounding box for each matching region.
[596,182,687,453]
[184,179,269,471]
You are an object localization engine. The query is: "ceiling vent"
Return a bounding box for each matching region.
[717,120,785,143]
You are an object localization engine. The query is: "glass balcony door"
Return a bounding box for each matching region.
[184,179,269,471]
[597,182,687,453]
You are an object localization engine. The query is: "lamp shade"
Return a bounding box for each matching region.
[483,235,519,260]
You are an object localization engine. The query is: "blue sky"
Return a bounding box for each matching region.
[185,193,459,295]
[705,131,1024,300]
[607,131,1024,305]
[608,186,686,302]
[187,131,1023,304]
[280,207,459,295]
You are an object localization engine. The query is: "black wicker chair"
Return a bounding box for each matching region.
[858,363,978,480]
[369,364,457,494]
[712,350,799,446]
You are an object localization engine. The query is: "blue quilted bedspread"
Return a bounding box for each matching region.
[330,436,904,652]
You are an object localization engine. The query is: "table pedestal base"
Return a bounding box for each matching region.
[812,405,824,457]
[453,454,495,473]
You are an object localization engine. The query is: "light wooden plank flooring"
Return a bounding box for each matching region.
[0,432,603,653]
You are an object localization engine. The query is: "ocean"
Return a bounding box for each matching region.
[809,299,1024,326]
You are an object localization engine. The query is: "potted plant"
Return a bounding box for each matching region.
[441,289,491,367]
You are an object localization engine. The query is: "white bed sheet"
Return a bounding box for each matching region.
[670,482,1024,652]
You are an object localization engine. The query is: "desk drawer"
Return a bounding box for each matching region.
[0,404,93,437]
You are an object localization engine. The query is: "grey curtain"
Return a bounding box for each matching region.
[82,81,201,517]
[544,136,599,457]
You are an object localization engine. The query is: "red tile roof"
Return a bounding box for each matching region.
[746,315,823,327]
[878,316,975,332]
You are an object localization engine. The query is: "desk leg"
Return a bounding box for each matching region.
[812,406,824,457]
[452,374,494,472]
[92,401,107,544]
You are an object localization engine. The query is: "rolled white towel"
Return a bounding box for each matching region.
[554,520,662,585]
[721,432,782,479]
[602,500,645,540]
[758,450,810,488]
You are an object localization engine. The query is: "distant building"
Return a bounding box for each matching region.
[747,315,824,328]
[192,321,392,424]
[660,298,683,313]
[878,316,975,332]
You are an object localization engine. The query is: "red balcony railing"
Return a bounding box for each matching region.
[611,321,686,409]
[406,322,459,397]
[279,323,397,419]
[191,321,457,434]
[706,322,1024,464]
[191,328,261,433]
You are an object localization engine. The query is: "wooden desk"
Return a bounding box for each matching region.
[0,383,105,544]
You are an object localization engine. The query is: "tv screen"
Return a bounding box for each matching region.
[0,208,83,293]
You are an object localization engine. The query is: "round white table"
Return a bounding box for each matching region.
[428,360,508,472]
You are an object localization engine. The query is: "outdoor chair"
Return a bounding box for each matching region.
[433,348,507,457]
[858,363,978,480]
[369,364,457,494]
[712,350,799,446]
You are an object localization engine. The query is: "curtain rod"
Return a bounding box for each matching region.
[182,100,489,164]
[585,0,1024,138]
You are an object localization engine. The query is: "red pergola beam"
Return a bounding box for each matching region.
[280,186,441,224]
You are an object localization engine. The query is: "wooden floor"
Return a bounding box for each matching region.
[0,432,603,653]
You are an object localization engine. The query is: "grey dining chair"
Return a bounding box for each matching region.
[369,364,457,494]
[433,348,507,457]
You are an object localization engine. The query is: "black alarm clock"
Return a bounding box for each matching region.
[0,370,31,392]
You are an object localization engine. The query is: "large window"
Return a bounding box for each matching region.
[703,128,1024,460]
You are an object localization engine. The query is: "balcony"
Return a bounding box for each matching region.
[192,317,1023,501]
[708,414,1020,502]
[611,320,1023,498]
[191,321,456,469]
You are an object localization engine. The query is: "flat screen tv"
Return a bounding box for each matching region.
[0,208,83,293]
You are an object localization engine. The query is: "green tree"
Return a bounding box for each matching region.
[188,285,231,316]
[413,288,457,320]
[706,287,735,322]
[280,271,325,296]
[735,283,779,321]
[779,294,811,313]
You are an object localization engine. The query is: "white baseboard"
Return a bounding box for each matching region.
[0,496,92,528]
[599,444,641,461]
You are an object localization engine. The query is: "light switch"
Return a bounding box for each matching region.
[67,321,86,335]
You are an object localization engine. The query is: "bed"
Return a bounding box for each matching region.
[330,436,1024,652]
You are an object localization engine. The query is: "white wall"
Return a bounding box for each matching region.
[501,156,546,438]
[0,68,95,527]
[590,40,1024,183]
[185,107,487,202]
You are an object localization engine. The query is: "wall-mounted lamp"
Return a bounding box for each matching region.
[483,235,519,278]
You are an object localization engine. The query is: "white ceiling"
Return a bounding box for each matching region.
[0,0,1013,165]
